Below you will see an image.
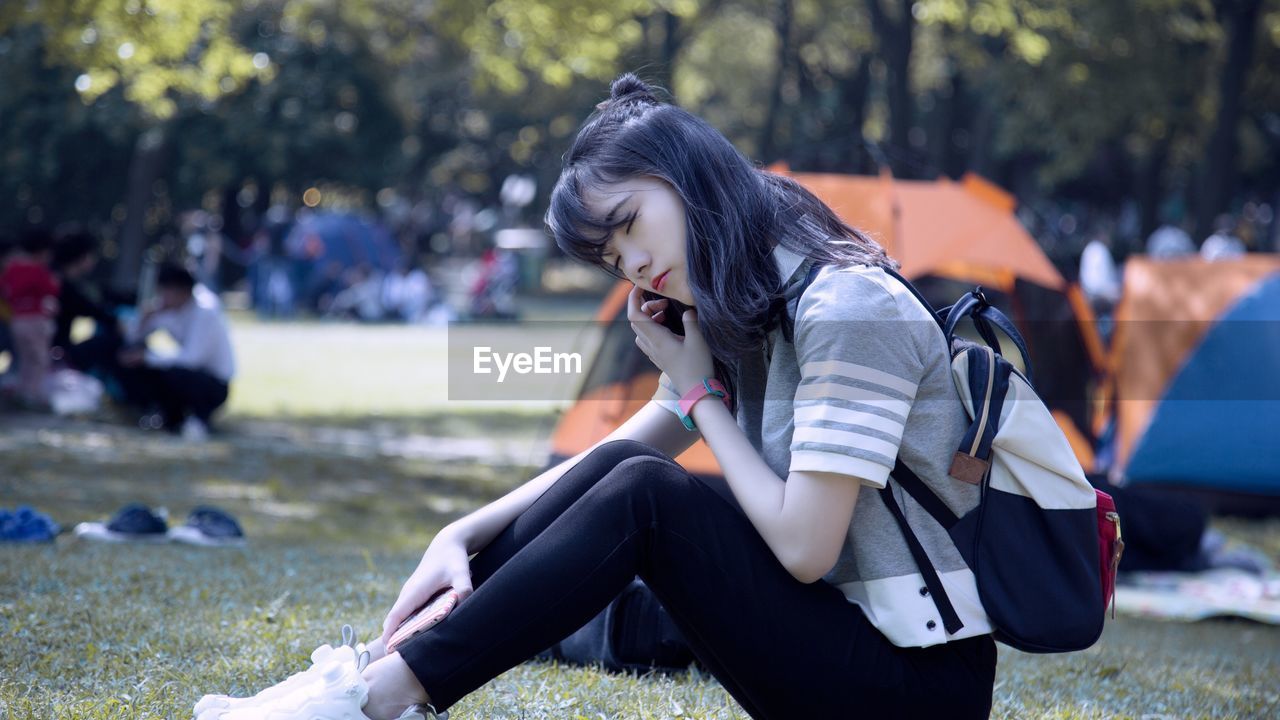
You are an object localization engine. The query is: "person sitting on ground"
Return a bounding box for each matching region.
[50,229,124,375]
[0,228,60,407]
[194,73,998,720]
[116,263,235,439]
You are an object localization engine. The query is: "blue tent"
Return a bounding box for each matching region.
[1125,273,1280,496]
[285,211,401,272]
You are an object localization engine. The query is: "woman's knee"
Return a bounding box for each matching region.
[579,439,672,470]
[588,454,701,510]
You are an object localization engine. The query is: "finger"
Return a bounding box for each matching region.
[380,612,403,647]
[382,589,419,635]
[641,299,670,315]
[634,334,654,364]
[452,575,474,602]
[626,285,644,322]
[682,309,700,336]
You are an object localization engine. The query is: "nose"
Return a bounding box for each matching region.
[619,245,651,283]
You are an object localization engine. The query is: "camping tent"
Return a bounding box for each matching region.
[548,171,1102,477]
[285,211,401,272]
[1110,255,1280,513]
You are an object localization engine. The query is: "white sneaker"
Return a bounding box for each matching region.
[194,626,368,715]
[181,416,210,441]
[197,657,430,720]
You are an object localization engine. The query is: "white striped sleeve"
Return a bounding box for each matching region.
[788,269,924,488]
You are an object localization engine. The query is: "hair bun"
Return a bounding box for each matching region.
[597,73,658,110]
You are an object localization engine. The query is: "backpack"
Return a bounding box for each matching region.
[782,263,1125,653]
[537,577,695,673]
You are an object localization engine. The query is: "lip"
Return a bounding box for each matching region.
[652,270,669,292]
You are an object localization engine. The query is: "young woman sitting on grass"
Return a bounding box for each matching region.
[194,73,998,720]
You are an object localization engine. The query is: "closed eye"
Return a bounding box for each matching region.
[603,211,638,276]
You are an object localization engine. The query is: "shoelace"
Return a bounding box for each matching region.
[339,624,372,673]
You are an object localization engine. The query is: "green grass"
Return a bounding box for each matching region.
[2,314,1279,719]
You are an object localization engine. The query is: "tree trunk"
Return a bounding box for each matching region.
[113,126,166,296]
[866,0,916,176]
[1195,0,1263,238]
[843,55,873,173]
[760,0,794,162]
[1136,138,1170,242]
[661,11,680,82]
[928,66,962,179]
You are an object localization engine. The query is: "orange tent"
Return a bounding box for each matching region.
[774,167,1066,293]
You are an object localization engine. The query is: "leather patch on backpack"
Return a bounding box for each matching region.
[949,452,989,485]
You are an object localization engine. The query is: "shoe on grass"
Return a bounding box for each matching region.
[194,650,435,720]
[73,503,169,543]
[0,505,61,542]
[169,506,246,547]
[194,625,368,715]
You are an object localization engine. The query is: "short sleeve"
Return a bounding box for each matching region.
[651,370,682,417]
[788,268,926,488]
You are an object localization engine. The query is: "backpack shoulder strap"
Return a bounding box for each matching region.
[781,263,948,343]
[879,464,966,635]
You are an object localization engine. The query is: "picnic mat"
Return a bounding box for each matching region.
[1114,568,1280,624]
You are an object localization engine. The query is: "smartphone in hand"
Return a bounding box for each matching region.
[387,587,462,652]
[641,289,689,337]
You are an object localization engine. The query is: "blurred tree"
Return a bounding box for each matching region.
[0,27,142,238]
[4,0,1277,284]
[0,0,266,119]
[0,0,269,290]
[1195,0,1267,238]
[913,0,1226,243]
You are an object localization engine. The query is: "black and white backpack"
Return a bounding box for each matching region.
[782,263,1123,653]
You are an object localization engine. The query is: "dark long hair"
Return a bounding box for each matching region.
[546,73,896,402]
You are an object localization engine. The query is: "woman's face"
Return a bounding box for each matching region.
[584,175,695,306]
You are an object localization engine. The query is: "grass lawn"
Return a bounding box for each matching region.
[2,313,1279,719]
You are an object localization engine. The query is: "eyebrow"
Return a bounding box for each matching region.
[603,195,632,224]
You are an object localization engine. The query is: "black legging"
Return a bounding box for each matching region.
[398,439,997,718]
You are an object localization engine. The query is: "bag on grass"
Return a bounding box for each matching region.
[537,577,694,673]
[786,263,1124,653]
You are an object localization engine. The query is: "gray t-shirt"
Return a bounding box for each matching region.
[653,242,993,647]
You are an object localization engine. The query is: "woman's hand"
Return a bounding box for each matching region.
[380,527,475,649]
[627,285,715,393]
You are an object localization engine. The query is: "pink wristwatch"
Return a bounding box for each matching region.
[676,377,731,431]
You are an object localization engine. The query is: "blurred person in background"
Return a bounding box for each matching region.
[327,263,386,322]
[1078,230,1121,344]
[1146,218,1196,259]
[1200,214,1246,261]
[0,228,60,408]
[0,233,16,386]
[50,229,124,376]
[185,211,225,293]
[468,246,518,319]
[381,260,436,323]
[116,263,235,440]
